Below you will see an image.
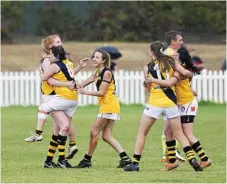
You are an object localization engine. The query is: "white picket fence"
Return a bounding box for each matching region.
[0,70,226,107]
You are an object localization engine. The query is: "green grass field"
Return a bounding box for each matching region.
[1,104,226,183]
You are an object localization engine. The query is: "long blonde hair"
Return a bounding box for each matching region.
[94,49,111,68]
[41,34,59,58]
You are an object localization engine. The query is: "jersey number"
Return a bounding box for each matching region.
[66,63,74,79]
[154,64,170,80]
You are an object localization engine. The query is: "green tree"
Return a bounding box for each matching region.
[1,1,29,43]
[179,1,226,35]
[13,1,225,42]
[85,1,182,41]
[36,1,84,40]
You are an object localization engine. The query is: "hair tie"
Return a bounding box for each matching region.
[160,47,165,54]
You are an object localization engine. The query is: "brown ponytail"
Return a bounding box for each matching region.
[150,41,175,72]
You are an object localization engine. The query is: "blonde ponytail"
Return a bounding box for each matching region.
[105,53,111,68]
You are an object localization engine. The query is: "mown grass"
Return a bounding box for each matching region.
[1,104,226,183]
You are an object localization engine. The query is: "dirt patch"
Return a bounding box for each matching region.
[1,42,226,71]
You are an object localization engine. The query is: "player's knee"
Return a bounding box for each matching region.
[38,107,48,120]
[164,128,173,138]
[90,130,95,139]
[102,133,110,142]
[90,129,98,139]
[139,128,149,137]
[173,130,184,141]
[60,125,69,134]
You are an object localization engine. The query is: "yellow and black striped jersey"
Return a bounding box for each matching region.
[53,58,78,101]
[147,60,177,107]
[95,68,120,114]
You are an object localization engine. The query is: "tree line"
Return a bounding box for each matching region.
[1,1,226,43]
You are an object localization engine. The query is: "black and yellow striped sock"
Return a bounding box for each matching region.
[183,146,196,164]
[45,134,58,162]
[132,154,141,165]
[191,141,208,162]
[166,140,176,163]
[57,134,67,161]
[35,129,43,135]
[119,151,129,160]
[69,141,76,147]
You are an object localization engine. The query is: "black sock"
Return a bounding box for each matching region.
[69,141,76,147]
[84,154,92,162]
[191,141,208,162]
[132,154,141,165]
[36,129,43,135]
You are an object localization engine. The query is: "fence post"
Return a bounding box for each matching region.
[218,70,224,103]
[19,71,25,106]
[129,71,135,104]
[25,71,30,106]
[30,71,35,105]
[213,70,218,103]
[202,69,208,101]
[4,72,9,106]
[140,71,145,105]
[125,71,129,104]
[197,74,202,102]
[118,70,124,103]
[9,72,14,105]
[225,70,227,103]
[35,70,41,106]
[135,71,140,104]
[208,70,213,102]
[0,72,3,106]
[15,72,19,105]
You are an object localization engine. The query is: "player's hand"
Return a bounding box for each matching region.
[144,76,153,84]
[143,81,152,88]
[191,88,197,96]
[66,81,75,90]
[76,83,83,89]
[79,57,89,68]
[77,87,88,95]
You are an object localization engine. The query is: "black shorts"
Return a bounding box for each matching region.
[181,115,195,124]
